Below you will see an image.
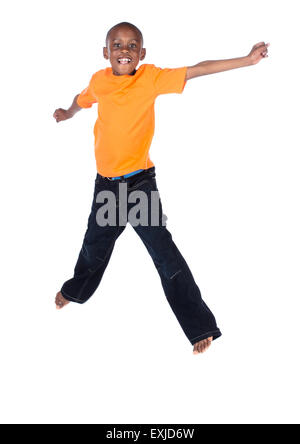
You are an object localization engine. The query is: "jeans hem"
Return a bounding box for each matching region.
[60,289,86,304]
[190,329,222,345]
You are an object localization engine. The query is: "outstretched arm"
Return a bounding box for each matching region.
[185,42,270,81]
[53,94,82,123]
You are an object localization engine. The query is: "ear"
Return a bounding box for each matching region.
[140,48,146,61]
[103,47,109,59]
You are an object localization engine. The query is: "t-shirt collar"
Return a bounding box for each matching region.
[105,66,139,79]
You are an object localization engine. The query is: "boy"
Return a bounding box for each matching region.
[53,22,269,354]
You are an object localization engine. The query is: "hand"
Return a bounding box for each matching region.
[53,108,73,123]
[248,41,270,65]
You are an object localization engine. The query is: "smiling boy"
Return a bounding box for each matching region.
[53,22,269,354]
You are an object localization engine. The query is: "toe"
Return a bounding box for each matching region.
[55,292,67,309]
[198,341,204,353]
[193,336,213,354]
[200,340,207,353]
[203,337,213,352]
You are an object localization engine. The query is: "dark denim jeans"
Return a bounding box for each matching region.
[61,167,222,345]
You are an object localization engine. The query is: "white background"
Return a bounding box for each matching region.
[0,0,299,424]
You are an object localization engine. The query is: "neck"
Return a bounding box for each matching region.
[112,68,136,76]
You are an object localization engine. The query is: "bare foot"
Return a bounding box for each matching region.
[193,336,213,354]
[55,291,70,310]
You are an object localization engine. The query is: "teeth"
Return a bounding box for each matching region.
[118,58,131,63]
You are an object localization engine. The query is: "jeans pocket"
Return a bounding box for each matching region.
[127,178,150,191]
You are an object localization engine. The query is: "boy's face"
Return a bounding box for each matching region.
[103,27,146,76]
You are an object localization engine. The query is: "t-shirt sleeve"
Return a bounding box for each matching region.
[150,65,187,96]
[76,75,97,108]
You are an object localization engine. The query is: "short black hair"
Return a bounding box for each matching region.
[105,22,143,47]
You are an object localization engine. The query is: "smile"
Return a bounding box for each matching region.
[118,57,132,64]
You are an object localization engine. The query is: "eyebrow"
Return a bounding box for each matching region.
[112,39,138,42]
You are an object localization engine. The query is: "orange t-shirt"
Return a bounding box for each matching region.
[77,63,187,177]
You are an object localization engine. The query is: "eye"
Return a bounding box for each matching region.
[129,43,137,48]
[113,43,120,47]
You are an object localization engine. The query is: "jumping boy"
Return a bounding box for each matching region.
[53,22,269,354]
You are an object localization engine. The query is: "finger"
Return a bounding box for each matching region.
[253,41,265,49]
[262,43,269,53]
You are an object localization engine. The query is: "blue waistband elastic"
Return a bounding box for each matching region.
[109,169,144,180]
